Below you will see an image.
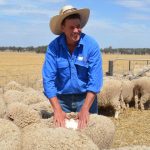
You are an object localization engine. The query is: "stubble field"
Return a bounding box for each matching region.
[0,51,149,83]
[0,51,150,148]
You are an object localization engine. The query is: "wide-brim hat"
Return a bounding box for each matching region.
[50,5,90,35]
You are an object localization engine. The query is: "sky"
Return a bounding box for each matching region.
[0,0,150,48]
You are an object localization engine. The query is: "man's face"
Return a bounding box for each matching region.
[61,18,81,44]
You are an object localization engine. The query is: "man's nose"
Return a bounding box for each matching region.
[73,27,79,33]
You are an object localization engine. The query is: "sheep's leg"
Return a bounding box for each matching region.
[126,103,129,108]
[140,101,144,110]
[122,102,126,110]
[140,96,145,110]
[120,94,126,110]
[114,104,121,119]
[114,110,120,119]
[134,95,139,110]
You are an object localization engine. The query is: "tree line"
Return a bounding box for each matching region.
[0,46,150,54]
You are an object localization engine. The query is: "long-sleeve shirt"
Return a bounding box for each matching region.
[42,33,103,99]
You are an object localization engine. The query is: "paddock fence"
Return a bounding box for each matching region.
[106,58,150,76]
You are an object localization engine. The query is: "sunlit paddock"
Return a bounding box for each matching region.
[0,52,149,84]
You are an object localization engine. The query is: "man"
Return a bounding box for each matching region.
[42,5,103,129]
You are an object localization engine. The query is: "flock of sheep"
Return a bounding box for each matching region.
[0,81,115,150]
[97,76,150,119]
[0,77,149,150]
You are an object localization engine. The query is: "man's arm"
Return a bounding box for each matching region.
[42,45,68,127]
[49,97,68,127]
[76,92,96,129]
[77,42,103,129]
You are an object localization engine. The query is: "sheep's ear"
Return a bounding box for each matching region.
[8,117,14,121]
[4,114,14,121]
[40,110,53,119]
[33,108,38,111]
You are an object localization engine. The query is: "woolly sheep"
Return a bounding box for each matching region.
[29,101,53,119]
[4,81,24,92]
[4,89,47,106]
[40,114,79,129]
[97,79,122,118]
[23,87,36,93]
[0,96,6,118]
[120,80,134,109]
[81,114,115,150]
[21,89,47,105]
[34,79,43,91]
[41,113,115,150]
[22,125,99,150]
[3,90,24,105]
[40,117,55,128]
[0,118,21,150]
[42,116,79,130]
[133,77,150,110]
[6,102,40,128]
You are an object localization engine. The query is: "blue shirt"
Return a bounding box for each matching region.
[42,33,103,99]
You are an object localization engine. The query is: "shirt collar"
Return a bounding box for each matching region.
[59,33,66,49]
[77,33,84,47]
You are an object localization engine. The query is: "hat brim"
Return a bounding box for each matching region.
[50,8,90,35]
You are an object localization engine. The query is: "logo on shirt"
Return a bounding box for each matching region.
[77,56,84,61]
[77,55,87,62]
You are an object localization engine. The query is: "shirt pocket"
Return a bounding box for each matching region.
[57,60,70,78]
[75,60,88,81]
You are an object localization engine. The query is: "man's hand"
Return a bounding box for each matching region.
[76,106,90,129]
[53,109,68,127]
[75,92,96,129]
[49,96,69,128]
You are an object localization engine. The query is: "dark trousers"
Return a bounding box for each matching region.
[57,93,98,113]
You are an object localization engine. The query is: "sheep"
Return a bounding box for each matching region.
[0,95,6,118]
[4,81,24,92]
[0,118,21,150]
[120,80,134,109]
[81,114,115,150]
[6,102,40,128]
[23,87,36,92]
[97,79,122,119]
[133,77,150,110]
[33,79,43,91]
[22,125,99,150]
[3,90,24,105]
[41,113,115,150]
[29,101,53,119]
[40,117,56,128]
[4,89,47,106]
[21,89,47,105]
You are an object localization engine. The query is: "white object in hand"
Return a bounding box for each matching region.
[65,119,78,130]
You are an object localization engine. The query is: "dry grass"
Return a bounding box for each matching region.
[111,108,150,148]
[0,52,44,75]
[0,52,149,77]
[0,52,44,86]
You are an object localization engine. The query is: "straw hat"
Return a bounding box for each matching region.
[50,5,90,35]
